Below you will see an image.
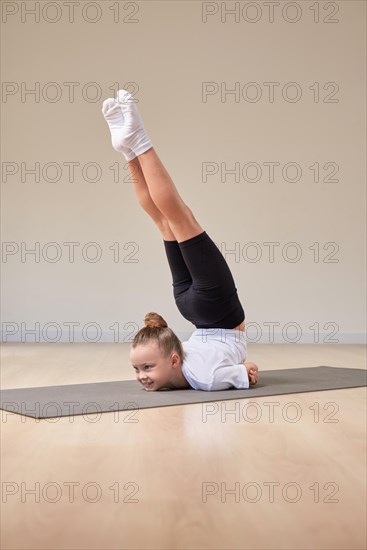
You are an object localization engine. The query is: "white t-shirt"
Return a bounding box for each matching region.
[181,328,249,391]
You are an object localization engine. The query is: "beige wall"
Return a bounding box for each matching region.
[1,0,365,343]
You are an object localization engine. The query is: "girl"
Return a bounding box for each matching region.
[102,89,259,392]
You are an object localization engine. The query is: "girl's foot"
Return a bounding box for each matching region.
[245,362,259,386]
[101,97,135,160]
[101,89,152,160]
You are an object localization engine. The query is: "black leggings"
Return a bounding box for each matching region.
[163,231,245,329]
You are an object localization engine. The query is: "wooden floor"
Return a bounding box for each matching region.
[1,343,366,550]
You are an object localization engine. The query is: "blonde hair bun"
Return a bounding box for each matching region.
[144,312,168,329]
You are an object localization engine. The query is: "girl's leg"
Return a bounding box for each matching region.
[127,158,194,301]
[102,90,203,242]
[127,157,176,241]
[137,148,204,243]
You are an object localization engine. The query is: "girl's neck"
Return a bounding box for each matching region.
[169,363,191,389]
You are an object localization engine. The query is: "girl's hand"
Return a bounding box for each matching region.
[244,362,259,386]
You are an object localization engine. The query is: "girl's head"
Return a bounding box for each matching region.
[130,312,185,391]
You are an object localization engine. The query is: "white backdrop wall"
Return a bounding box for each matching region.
[1,0,366,343]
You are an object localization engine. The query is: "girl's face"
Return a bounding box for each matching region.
[130,341,180,391]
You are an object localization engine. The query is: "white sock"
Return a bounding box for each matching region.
[102,98,136,161]
[115,89,153,157]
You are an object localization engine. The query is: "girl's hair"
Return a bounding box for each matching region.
[131,312,184,362]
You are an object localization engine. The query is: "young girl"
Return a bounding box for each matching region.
[102,89,259,392]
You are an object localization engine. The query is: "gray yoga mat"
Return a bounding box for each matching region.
[0,366,366,419]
